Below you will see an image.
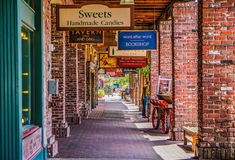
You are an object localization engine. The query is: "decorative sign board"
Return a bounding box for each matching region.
[105,68,123,77]
[69,30,103,43]
[99,53,117,68]
[118,31,157,50]
[109,46,146,57]
[118,57,147,68]
[123,68,137,73]
[56,3,134,30]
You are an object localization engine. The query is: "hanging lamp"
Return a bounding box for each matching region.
[120,0,134,5]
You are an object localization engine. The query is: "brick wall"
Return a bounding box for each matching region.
[43,0,58,157]
[150,50,159,107]
[173,2,198,140]
[159,21,173,101]
[65,37,80,124]
[43,0,52,143]
[51,4,70,137]
[78,50,86,103]
[159,21,172,79]
[198,0,235,159]
[77,49,87,117]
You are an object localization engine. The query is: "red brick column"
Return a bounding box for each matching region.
[65,38,80,124]
[150,50,159,99]
[159,20,173,138]
[172,2,198,140]
[51,4,70,137]
[43,0,58,157]
[198,0,235,158]
[77,49,87,117]
[150,50,159,113]
[159,21,172,79]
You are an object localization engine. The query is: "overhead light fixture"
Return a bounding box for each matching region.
[120,0,134,5]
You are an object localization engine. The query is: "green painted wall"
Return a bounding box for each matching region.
[0,0,46,159]
[0,0,21,159]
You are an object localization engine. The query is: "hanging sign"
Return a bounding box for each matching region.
[123,68,137,73]
[56,2,134,30]
[69,30,103,43]
[118,57,147,68]
[118,31,157,50]
[109,46,146,57]
[105,68,123,77]
[99,53,117,68]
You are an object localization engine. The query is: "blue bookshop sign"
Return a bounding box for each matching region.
[118,31,157,50]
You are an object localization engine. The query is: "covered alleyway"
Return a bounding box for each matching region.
[53,100,194,160]
[1,0,235,159]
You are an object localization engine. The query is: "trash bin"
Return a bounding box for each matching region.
[142,95,148,117]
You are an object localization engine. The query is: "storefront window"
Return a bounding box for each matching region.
[21,27,34,125]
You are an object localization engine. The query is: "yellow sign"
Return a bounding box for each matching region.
[99,53,117,68]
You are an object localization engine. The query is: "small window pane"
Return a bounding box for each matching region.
[21,27,33,125]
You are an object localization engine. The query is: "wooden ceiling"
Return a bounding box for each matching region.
[73,0,173,29]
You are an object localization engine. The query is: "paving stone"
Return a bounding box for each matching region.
[55,102,162,160]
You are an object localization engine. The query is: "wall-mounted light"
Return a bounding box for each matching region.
[120,0,134,5]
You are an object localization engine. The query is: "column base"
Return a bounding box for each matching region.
[47,135,58,157]
[80,108,89,118]
[79,102,91,118]
[172,128,183,141]
[52,123,70,138]
[198,147,235,159]
[66,114,82,125]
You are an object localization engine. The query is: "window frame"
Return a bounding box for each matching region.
[21,24,36,128]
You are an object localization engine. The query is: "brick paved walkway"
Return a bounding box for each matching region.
[54,101,162,160]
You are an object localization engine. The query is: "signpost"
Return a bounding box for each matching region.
[56,2,134,30]
[118,31,157,50]
[109,46,146,57]
[69,30,103,43]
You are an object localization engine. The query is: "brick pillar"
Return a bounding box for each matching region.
[43,0,58,157]
[86,61,91,110]
[172,2,198,140]
[77,49,87,117]
[159,20,173,138]
[51,4,70,137]
[159,21,172,79]
[150,50,159,112]
[198,0,235,159]
[159,20,173,100]
[65,37,80,124]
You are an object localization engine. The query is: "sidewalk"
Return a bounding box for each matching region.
[50,99,196,160]
[122,101,196,160]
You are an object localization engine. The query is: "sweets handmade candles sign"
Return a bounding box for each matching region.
[56,3,134,30]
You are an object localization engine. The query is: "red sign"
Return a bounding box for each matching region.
[118,57,147,68]
[105,68,123,77]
